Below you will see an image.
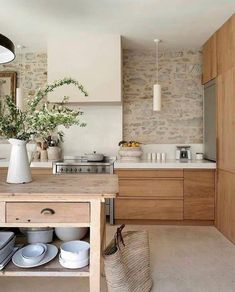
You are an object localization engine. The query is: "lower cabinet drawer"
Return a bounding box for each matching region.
[6,202,90,223]
[115,199,183,220]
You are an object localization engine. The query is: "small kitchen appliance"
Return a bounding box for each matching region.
[53,156,116,224]
[176,146,192,160]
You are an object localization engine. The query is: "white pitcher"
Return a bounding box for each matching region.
[7,139,32,184]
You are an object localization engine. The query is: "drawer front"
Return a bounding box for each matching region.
[118,179,183,198]
[115,169,183,178]
[6,202,90,223]
[115,199,183,220]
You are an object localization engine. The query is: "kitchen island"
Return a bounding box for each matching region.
[0,174,118,292]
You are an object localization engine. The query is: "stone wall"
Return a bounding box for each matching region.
[123,49,203,144]
[0,51,47,101]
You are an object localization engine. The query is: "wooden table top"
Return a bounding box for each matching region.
[0,174,118,199]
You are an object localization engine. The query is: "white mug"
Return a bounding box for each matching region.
[152,153,156,161]
[147,153,152,160]
[161,152,166,161]
[157,153,161,161]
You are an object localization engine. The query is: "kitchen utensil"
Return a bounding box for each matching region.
[21,244,46,265]
[55,227,88,242]
[85,151,104,162]
[59,254,89,269]
[0,234,15,263]
[12,244,58,268]
[25,228,54,244]
[60,241,90,262]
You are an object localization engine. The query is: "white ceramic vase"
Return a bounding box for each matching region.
[7,139,32,184]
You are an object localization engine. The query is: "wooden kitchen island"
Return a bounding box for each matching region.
[0,174,118,292]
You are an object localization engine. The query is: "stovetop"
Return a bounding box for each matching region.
[54,156,116,166]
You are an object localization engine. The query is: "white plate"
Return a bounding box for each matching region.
[59,255,89,269]
[12,244,58,268]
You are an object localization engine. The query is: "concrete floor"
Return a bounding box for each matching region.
[1,225,235,292]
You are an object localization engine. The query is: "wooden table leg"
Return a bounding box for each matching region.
[90,200,101,292]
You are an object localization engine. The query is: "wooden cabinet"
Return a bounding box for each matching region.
[217,170,235,242]
[202,34,217,84]
[217,68,235,173]
[48,34,122,103]
[184,170,215,220]
[115,169,184,221]
[216,14,235,75]
[115,169,215,222]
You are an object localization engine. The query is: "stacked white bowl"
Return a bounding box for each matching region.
[21,243,47,265]
[59,240,90,269]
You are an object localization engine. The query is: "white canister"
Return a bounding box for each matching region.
[161,153,166,161]
[196,153,204,160]
[47,146,61,161]
[147,153,152,160]
[156,153,161,161]
[151,153,156,161]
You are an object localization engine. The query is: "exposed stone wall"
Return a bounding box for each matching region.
[123,49,203,144]
[0,51,47,100]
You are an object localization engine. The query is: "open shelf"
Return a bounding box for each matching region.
[0,238,90,277]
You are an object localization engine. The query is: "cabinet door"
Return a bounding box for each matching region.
[217,170,235,243]
[216,14,235,75]
[202,34,217,84]
[184,170,215,220]
[217,68,235,172]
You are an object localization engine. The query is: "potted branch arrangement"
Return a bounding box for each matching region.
[0,78,87,184]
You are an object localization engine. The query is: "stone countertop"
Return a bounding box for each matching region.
[0,159,53,168]
[114,159,216,169]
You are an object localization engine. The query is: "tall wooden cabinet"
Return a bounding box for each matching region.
[216,15,235,75]
[205,13,235,243]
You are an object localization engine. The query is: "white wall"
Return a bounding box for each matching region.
[59,104,123,157]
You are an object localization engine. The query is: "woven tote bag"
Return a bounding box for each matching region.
[103,225,152,292]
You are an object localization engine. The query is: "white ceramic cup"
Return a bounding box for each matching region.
[147,153,152,160]
[156,153,161,161]
[161,153,166,161]
[151,153,156,161]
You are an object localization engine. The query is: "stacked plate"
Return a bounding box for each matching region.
[59,240,90,269]
[0,232,16,268]
[12,243,58,268]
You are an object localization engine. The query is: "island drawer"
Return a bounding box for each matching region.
[6,202,90,223]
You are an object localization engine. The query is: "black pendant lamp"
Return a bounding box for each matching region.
[0,33,15,64]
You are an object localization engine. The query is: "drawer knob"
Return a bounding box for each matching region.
[41,208,55,216]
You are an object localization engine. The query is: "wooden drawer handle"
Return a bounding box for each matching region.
[40,208,55,216]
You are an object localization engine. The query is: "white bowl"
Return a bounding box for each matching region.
[60,241,90,262]
[59,255,89,269]
[21,244,46,265]
[55,227,88,242]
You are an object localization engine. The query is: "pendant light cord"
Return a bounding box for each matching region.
[155,39,159,84]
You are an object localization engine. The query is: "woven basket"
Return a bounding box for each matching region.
[103,225,152,292]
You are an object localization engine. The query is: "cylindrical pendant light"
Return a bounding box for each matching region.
[0,34,15,64]
[153,39,161,111]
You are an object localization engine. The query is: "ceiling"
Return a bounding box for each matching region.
[0,0,234,51]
